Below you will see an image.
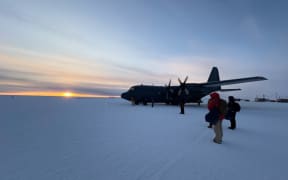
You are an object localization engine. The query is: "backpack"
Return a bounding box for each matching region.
[205,107,220,125]
[234,102,241,112]
[218,99,228,115]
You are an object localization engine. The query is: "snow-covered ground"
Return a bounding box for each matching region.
[1,96,288,180]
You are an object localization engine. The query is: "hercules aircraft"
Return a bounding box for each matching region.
[121,67,267,105]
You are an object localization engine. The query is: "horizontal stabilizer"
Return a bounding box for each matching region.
[203,76,267,87]
[220,88,241,92]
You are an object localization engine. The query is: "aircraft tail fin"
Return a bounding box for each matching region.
[207,67,220,82]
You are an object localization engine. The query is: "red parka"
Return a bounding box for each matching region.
[208,92,225,120]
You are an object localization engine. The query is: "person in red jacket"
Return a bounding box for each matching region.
[208,92,225,144]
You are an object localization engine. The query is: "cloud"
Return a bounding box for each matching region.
[0,1,85,45]
[0,42,272,97]
[0,51,131,95]
[0,67,43,78]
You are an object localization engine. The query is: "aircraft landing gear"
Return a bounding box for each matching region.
[131,97,139,105]
[180,102,185,114]
[197,100,202,106]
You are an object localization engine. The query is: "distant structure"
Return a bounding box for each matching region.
[254,95,274,102]
[234,98,250,102]
[255,94,288,103]
[276,98,288,103]
[255,97,272,102]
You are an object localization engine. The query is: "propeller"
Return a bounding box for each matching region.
[165,80,174,102]
[178,76,189,96]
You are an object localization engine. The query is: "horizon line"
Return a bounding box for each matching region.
[0,91,120,98]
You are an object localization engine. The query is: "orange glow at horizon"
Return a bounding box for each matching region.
[63,91,73,97]
[0,91,120,98]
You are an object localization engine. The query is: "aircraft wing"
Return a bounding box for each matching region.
[203,76,267,87]
[220,88,241,92]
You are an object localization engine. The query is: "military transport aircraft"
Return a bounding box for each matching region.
[121,67,267,105]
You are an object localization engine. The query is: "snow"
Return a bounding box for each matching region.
[1,96,288,180]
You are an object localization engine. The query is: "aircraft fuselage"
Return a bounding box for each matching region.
[121,83,219,105]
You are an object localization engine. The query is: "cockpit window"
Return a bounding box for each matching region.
[129,87,135,91]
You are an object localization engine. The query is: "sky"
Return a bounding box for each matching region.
[0,0,288,99]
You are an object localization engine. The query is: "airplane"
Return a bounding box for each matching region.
[121,67,267,105]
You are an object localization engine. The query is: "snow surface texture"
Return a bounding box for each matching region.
[1,96,288,180]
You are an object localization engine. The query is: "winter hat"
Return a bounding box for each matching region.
[229,96,235,102]
[210,92,220,99]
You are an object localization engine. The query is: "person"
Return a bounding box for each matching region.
[178,91,186,114]
[207,92,226,144]
[226,96,240,130]
[180,100,185,114]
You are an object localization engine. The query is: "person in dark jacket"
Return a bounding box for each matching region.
[227,96,238,129]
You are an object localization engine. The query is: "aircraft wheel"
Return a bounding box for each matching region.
[131,97,139,105]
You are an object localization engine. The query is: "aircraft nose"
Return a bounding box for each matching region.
[121,92,128,100]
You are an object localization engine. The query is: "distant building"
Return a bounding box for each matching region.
[255,94,274,102]
[254,97,273,102]
[276,98,288,103]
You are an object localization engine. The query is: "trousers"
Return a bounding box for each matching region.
[213,120,223,143]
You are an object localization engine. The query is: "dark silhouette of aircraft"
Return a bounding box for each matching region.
[121,67,267,105]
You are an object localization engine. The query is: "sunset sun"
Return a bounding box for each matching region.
[63,91,73,97]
